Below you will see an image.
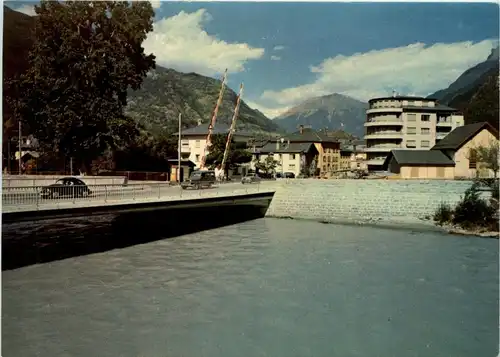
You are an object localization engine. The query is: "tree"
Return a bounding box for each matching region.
[254,156,280,175]
[471,141,499,178]
[205,134,252,173]
[5,1,156,173]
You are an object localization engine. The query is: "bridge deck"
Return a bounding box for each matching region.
[2,182,276,214]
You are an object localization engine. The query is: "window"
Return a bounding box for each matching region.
[421,140,430,148]
[420,128,430,135]
[195,140,201,148]
[322,165,326,171]
[407,114,416,121]
[181,141,189,146]
[421,114,430,122]
[407,127,416,135]
[327,156,331,163]
[323,155,326,162]
[406,140,416,148]
[195,154,200,161]
[289,154,296,160]
[469,150,477,169]
[288,164,296,170]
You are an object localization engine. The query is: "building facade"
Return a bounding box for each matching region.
[251,141,319,177]
[283,126,340,177]
[382,122,499,179]
[175,123,254,169]
[364,95,464,171]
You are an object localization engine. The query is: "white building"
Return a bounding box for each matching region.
[251,141,319,177]
[175,123,254,169]
[364,95,464,171]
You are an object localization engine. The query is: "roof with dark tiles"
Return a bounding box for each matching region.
[431,122,499,151]
[382,150,455,168]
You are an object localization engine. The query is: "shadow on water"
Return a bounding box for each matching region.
[2,203,269,271]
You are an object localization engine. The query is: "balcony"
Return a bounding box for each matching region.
[437,119,453,126]
[364,158,386,166]
[364,144,402,153]
[364,118,403,127]
[364,131,403,140]
[366,107,403,115]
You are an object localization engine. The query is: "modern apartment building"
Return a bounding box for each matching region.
[364,95,464,171]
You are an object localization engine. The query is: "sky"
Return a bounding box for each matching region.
[7,1,500,118]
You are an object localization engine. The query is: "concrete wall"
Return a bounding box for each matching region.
[400,166,454,179]
[265,179,476,228]
[2,175,126,187]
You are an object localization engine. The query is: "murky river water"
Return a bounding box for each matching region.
[3,218,498,357]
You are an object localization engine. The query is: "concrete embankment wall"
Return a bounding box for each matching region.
[2,175,127,187]
[265,179,475,229]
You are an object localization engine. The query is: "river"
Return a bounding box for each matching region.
[3,218,498,357]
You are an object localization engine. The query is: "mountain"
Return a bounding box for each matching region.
[2,6,280,138]
[273,93,368,136]
[428,46,499,106]
[428,46,499,129]
[126,67,281,136]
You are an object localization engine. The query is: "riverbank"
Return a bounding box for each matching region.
[265,179,473,229]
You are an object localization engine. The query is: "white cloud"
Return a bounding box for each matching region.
[148,0,162,9]
[270,55,281,61]
[245,100,289,119]
[12,5,36,16]
[259,40,497,109]
[273,45,285,51]
[144,9,265,76]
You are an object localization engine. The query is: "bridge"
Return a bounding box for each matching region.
[2,182,277,223]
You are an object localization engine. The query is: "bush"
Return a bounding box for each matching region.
[451,183,497,230]
[433,182,499,231]
[433,203,453,226]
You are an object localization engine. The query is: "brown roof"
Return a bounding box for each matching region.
[431,122,499,151]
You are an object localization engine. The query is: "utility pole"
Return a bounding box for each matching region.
[18,119,22,175]
[178,113,182,183]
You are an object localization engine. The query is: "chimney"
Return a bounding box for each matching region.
[299,125,304,134]
[287,139,290,147]
[276,140,280,151]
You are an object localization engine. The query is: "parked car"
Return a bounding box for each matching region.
[40,177,92,199]
[181,170,216,190]
[241,173,261,184]
[284,172,295,178]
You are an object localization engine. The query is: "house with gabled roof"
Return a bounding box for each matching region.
[282,125,340,177]
[251,140,319,177]
[430,122,498,178]
[382,122,499,179]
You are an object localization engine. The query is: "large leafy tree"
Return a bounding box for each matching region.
[205,133,252,171]
[5,1,156,173]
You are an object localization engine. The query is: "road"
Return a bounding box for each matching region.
[2,182,272,207]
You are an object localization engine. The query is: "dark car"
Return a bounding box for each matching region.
[40,177,92,199]
[181,170,216,190]
[284,172,295,178]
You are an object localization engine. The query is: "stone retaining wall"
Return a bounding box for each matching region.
[265,179,476,228]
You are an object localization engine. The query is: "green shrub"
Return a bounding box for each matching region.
[433,203,453,226]
[452,183,497,230]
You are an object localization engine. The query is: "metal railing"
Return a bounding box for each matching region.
[2,182,273,211]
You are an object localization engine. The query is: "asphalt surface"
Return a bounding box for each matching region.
[2,182,270,207]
